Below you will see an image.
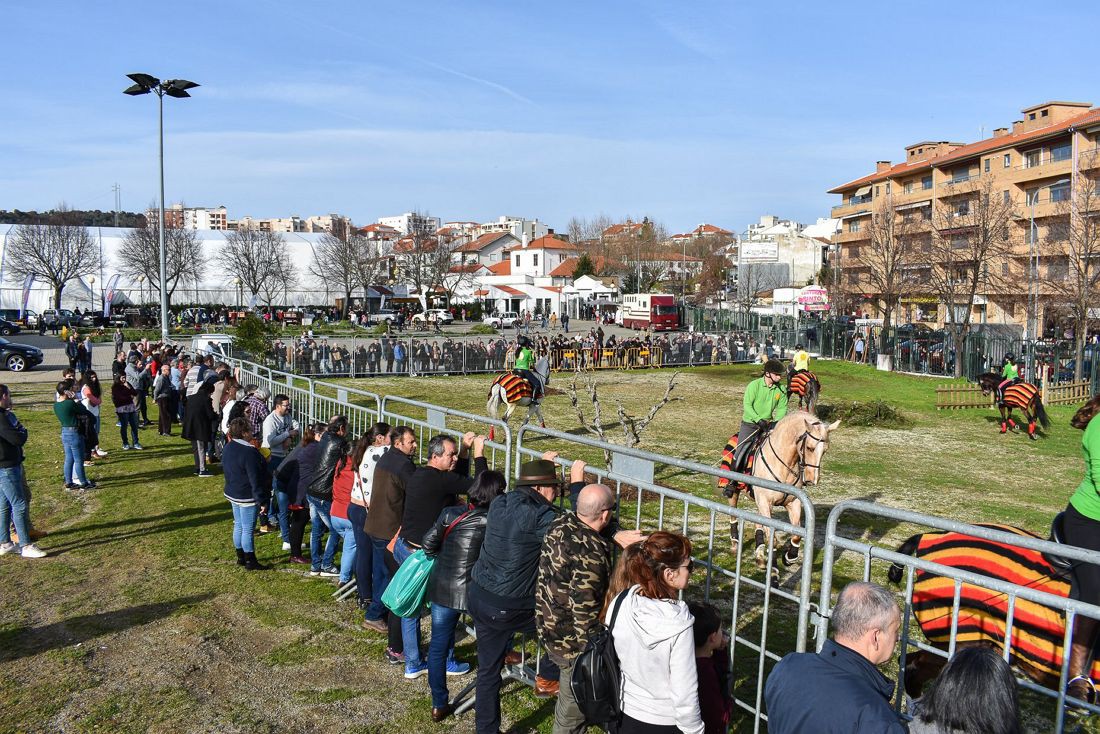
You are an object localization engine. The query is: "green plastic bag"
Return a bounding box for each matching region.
[381,549,435,617]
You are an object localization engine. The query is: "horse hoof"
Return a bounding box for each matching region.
[769,566,780,587]
[782,548,800,567]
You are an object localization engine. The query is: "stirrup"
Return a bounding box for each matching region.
[1067,675,1097,705]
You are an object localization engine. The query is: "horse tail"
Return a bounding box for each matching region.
[806,378,819,412]
[487,384,502,419]
[887,532,922,584]
[1034,395,1050,429]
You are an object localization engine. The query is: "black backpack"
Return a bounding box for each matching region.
[571,590,628,728]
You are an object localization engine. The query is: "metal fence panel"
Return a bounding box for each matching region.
[379,394,512,473]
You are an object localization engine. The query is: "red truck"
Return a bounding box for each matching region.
[620,293,679,331]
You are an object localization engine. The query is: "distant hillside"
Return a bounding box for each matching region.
[0,209,147,228]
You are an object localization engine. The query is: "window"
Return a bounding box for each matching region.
[1051,181,1071,202]
[514,254,520,266]
[875,185,880,197]
[952,236,968,249]
[1002,263,1009,277]
[955,201,970,217]
[1025,150,1041,168]
[1029,112,1037,121]
[849,245,860,259]
[1004,154,1011,168]
[1003,190,1011,204]
[533,253,539,267]
[984,158,991,173]
[849,220,861,233]
[1028,222,1040,244]
[1051,142,1071,162]
[922,175,933,190]
[952,167,971,183]
[904,181,914,194]
[1025,188,1040,206]
[886,182,891,194]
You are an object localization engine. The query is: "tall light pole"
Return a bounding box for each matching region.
[123,73,199,343]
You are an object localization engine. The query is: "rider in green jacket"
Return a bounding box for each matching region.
[513,336,542,397]
[738,359,789,449]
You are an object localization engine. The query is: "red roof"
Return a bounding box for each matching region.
[526,235,577,251]
[602,222,645,237]
[496,285,525,296]
[473,289,490,296]
[693,223,732,236]
[448,264,485,273]
[549,255,616,277]
[542,286,562,293]
[455,232,513,253]
[829,106,1100,193]
[488,260,511,275]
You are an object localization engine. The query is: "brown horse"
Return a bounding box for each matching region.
[977,372,1050,440]
[719,412,840,574]
[787,370,820,412]
[888,524,1100,698]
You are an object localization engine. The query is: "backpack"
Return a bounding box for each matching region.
[571,590,628,728]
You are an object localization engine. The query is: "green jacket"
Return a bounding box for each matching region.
[54,398,90,428]
[1001,363,1018,380]
[742,376,789,424]
[515,347,534,370]
[1070,416,1100,521]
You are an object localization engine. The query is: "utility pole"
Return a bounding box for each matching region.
[112,183,121,227]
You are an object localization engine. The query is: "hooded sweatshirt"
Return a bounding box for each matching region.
[608,585,704,734]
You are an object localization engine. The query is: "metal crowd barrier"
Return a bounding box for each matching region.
[514,423,814,733]
[378,394,511,473]
[819,500,1100,733]
[312,380,382,437]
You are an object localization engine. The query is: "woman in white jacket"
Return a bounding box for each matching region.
[607,531,704,734]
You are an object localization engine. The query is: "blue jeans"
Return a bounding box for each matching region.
[0,465,30,548]
[393,536,423,667]
[117,411,139,446]
[307,496,338,570]
[347,504,373,606]
[364,534,392,622]
[428,603,462,707]
[330,514,357,584]
[268,455,288,541]
[230,502,258,553]
[61,427,88,485]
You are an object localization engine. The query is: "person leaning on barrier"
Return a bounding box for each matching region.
[909,646,1021,734]
[764,581,906,734]
[535,482,618,734]
[304,415,349,577]
[361,425,418,662]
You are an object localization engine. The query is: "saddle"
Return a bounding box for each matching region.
[718,427,769,498]
[1043,511,1075,582]
[513,369,543,398]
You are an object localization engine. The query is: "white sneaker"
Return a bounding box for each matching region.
[20,544,46,559]
[0,541,17,555]
[282,541,291,551]
[95,449,108,457]
[133,443,144,450]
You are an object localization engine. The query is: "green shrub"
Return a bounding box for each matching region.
[466,323,498,335]
[815,400,910,428]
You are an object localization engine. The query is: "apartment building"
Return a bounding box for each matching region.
[829,101,1100,331]
[477,215,549,241]
[377,212,442,236]
[154,204,228,230]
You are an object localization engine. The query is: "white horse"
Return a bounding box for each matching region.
[486,356,550,441]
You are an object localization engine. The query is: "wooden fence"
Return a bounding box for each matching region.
[936,380,1093,409]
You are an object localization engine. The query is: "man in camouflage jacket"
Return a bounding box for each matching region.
[535,482,616,734]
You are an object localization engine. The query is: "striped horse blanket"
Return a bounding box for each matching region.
[489,371,535,404]
[717,434,755,491]
[908,524,1100,686]
[788,370,817,397]
[1001,380,1039,410]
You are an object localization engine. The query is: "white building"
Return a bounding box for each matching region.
[477,216,549,242]
[453,232,519,268]
[377,212,442,236]
[735,214,834,291]
[150,204,229,231]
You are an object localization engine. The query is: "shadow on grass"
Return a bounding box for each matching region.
[502,686,556,734]
[44,509,225,556]
[44,501,225,539]
[0,592,214,662]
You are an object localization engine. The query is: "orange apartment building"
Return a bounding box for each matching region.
[828,101,1100,333]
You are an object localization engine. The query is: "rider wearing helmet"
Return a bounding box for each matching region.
[739,359,789,450]
[512,336,542,398]
[787,344,810,392]
[997,353,1020,404]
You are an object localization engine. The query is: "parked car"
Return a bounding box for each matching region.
[0,309,39,328]
[483,311,519,329]
[0,319,21,337]
[411,308,454,326]
[191,333,234,357]
[368,309,398,325]
[41,309,77,327]
[0,338,43,372]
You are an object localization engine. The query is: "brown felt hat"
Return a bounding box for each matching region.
[515,459,561,487]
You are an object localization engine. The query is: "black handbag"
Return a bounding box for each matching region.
[570,589,628,729]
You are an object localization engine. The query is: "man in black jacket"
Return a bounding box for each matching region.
[0,384,44,558]
[305,415,349,577]
[468,454,565,734]
[394,432,487,679]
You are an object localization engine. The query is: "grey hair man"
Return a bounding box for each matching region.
[764,581,906,733]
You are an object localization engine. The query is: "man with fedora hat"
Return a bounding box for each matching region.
[469,451,565,734]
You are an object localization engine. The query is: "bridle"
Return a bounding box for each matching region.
[758,420,829,487]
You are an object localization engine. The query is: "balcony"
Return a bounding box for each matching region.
[831,199,872,217]
[836,230,871,243]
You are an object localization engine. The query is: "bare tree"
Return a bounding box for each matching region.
[567,213,615,248]
[566,369,680,466]
[353,234,391,308]
[308,231,359,317]
[397,211,453,309]
[218,225,294,307]
[6,204,101,308]
[861,196,920,354]
[1043,167,1100,381]
[118,209,204,301]
[925,176,1018,375]
[734,263,785,314]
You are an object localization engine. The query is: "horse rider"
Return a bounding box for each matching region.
[734,359,790,469]
[513,336,543,399]
[787,343,810,392]
[996,353,1021,404]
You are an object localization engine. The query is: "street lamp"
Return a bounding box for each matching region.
[137,275,146,305]
[88,275,96,315]
[233,277,242,311]
[124,73,200,343]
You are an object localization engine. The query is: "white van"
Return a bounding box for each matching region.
[190,333,234,357]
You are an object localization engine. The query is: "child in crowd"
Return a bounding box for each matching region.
[690,601,733,734]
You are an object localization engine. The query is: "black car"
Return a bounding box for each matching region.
[0,319,21,337]
[0,338,43,372]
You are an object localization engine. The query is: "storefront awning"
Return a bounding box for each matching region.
[895,200,931,212]
[854,185,872,197]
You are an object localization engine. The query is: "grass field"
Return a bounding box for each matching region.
[0,360,1092,733]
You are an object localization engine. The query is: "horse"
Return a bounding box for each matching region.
[787,370,820,412]
[887,524,1100,699]
[718,412,840,575]
[486,355,550,441]
[976,372,1050,440]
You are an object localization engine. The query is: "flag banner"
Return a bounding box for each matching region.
[103,274,121,317]
[19,274,35,319]
[248,292,258,309]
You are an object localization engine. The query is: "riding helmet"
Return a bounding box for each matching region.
[1004,352,1015,363]
[518,336,531,348]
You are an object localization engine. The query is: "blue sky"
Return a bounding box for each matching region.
[2,0,1097,234]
